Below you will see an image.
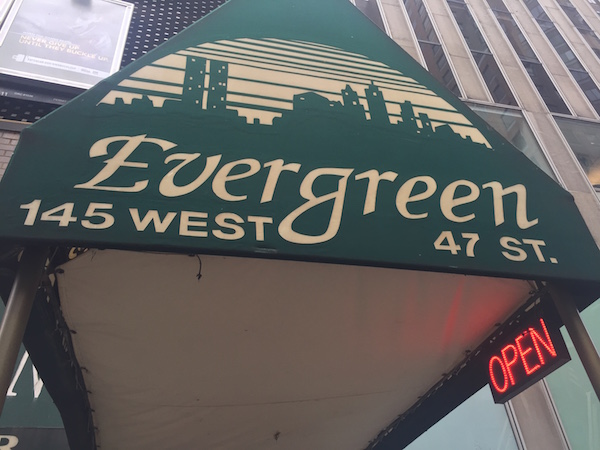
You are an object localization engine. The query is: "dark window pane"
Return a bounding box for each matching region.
[577,28,600,57]
[538,20,585,71]
[487,0,509,13]
[495,12,537,62]
[571,70,600,114]
[554,117,600,194]
[404,0,440,43]
[560,4,592,31]
[522,0,550,21]
[447,0,517,104]
[404,0,461,96]
[487,4,570,114]
[522,0,600,113]
[589,0,600,18]
[447,2,490,52]
[522,61,570,114]
[419,42,461,95]
[472,52,518,105]
[556,1,600,58]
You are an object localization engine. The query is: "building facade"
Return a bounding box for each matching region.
[0,0,600,448]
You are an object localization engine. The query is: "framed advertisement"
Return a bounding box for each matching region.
[0,0,133,89]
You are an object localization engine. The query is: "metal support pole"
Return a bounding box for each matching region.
[0,246,48,416]
[548,282,600,402]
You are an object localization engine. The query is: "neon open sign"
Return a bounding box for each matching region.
[488,317,570,403]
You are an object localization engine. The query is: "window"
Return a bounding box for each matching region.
[546,300,600,449]
[554,116,600,196]
[523,0,600,114]
[447,0,517,105]
[469,103,555,178]
[406,387,520,450]
[404,0,462,96]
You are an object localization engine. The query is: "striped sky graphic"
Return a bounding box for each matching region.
[98,38,489,146]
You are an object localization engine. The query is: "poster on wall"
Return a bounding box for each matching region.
[0,0,133,89]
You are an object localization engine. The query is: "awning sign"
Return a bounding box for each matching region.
[488,317,570,403]
[0,0,599,283]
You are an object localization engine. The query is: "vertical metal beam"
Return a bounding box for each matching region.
[548,283,600,401]
[0,246,48,416]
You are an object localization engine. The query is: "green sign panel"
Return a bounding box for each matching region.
[0,0,599,282]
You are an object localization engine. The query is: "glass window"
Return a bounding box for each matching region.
[471,52,518,106]
[560,4,592,30]
[418,42,461,96]
[448,1,491,53]
[487,0,510,13]
[554,116,600,196]
[469,103,556,178]
[554,0,600,61]
[446,0,518,105]
[406,387,520,450]
[404,0,462,96]
[579,29,600,59]
[522,61,570,114]
[404,0,440,44]
[538,20,584,71]
[522,0,600,115]
[588,0,600,18]
[523,0,550,21]
[495,11,538,62]
[488,4,570,114]
[546,299,600,450]
[571,70,600,113]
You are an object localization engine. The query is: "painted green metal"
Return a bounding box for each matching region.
[0,0,598,283]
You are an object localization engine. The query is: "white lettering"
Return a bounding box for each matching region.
[261,159,301,203]
[483,182,538,229]
[130,209,177,233]
[523,238,546,262]
[396,176,437,219]
[159,153,221,197]
[212,158,261,201]
[180,211,208,237]
[500,236,527,261]
[0,435,19,449]
[355,169,398,215]
[279,168,353,244]
[248,216,273,241]
[440,180,480,223]
[213,213,245,240]
[6,352,28,397]
[75,135,176,192]
[32,366,43,399]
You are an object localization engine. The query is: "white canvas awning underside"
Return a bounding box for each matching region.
[56,250,532,449]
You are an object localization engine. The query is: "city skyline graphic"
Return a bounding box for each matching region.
[98,38,490,147]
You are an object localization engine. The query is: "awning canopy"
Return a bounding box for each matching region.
[0,0,599,448]
[54,250,532,449]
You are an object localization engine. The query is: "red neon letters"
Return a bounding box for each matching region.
[489,318,557,394]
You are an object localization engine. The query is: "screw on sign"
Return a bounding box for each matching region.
[488,317,570,403]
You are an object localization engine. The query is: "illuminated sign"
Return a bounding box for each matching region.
[488,317,570,403]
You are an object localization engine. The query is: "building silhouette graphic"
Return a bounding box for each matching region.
[365,82,389,124]
[183,57,228,111]
[102,53,486,149]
